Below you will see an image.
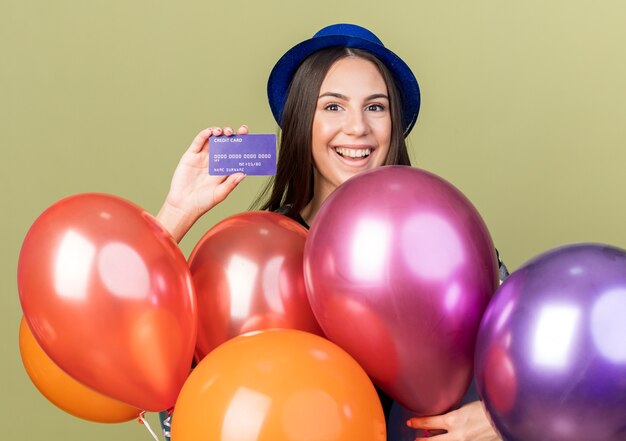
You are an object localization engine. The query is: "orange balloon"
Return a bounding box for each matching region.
[171,329,386,441]
[189,211,323,361]
[19,317,140,423]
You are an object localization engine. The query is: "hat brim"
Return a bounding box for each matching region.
[267,34,420,136]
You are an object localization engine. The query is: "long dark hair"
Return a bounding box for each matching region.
[253,47,411,217]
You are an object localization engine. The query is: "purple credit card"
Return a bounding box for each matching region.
[209,134,277,176]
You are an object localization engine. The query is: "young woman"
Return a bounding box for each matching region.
[157,23,504,441]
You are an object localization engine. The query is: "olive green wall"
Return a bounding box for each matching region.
[2,1,625,439]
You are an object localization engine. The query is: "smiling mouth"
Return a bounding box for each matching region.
[334,147,372,159]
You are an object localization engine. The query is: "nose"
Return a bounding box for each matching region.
[343,108,370,136]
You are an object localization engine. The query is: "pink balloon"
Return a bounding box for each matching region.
[18,193,197,411]
[304,166,498,415]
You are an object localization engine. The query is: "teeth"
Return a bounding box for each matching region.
[335,147,371,158]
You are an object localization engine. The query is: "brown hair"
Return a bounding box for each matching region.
[254,47,411,217]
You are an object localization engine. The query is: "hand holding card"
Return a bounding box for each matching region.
[209,134,277,176]
[158,125,249,243]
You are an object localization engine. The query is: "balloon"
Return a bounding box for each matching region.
[19,317,140,423]
[304,166,498,415]
[18,193,197,411]
[188,211,322,361]
[475,243,626,441]
[171,329,385,441]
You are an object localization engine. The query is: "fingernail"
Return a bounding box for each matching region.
[241,124,248,129]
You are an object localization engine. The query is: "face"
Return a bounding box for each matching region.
[311,56,392,200]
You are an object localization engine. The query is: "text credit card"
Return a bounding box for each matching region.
[209,134,277,176]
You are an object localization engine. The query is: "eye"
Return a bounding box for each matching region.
[324,103,342,111]
[366,103,385,112]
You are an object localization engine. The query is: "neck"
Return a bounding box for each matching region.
[301,176,335,225]
[301,199,321,226]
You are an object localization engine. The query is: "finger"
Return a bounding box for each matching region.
[236,124,249,135]
[211,127,223,137]
[414,428,449,440]
[213,173,246,204]
[223,126,234,136]
[407,416,448,431]
[188,128,215,153]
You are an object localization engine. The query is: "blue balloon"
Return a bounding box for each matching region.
[475,243,626,441]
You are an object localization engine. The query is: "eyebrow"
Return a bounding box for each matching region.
[318,92,389,101]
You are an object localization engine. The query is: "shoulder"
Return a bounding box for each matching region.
[274,205,290,216]
[496,249,510,282]
[274,204,309,229]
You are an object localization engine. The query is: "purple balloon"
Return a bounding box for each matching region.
[304,166,499,415]
[475,243,626,441]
